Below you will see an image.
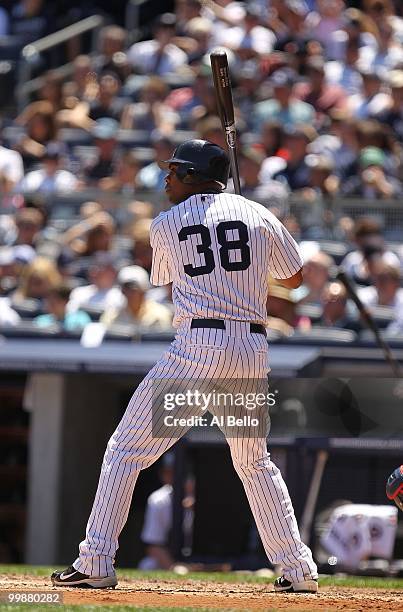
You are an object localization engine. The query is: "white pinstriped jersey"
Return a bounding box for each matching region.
[150,192,303,328]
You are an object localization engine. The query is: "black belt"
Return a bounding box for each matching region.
[191,318,266,336]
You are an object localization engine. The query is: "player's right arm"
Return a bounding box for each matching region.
[150,214,173,286]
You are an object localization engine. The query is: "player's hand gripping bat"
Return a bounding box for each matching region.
[210,50,241,195]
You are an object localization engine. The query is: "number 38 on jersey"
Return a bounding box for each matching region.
[178,220,251,277]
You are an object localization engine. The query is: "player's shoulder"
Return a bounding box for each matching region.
[150,209,171,235]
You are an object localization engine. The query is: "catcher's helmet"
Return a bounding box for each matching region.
[386,465,403,511]
[158,139,230,188]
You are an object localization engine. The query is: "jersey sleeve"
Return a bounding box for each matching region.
[268,218,303,279]
[150,217,173,286]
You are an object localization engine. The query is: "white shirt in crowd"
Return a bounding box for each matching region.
[219,24,275,54]
[0,146,24,185]
[0,298,20,327]
[127,40,188,75]
[341,250,401,283]
[138,484,173,570]
[19,169,78,194]
[67,285,125,313]
[357,285,403,311]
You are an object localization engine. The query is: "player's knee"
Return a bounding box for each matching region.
[230,450,272,474]
[104,438,159,470]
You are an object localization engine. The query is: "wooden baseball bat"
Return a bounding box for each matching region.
[210,50,241,195]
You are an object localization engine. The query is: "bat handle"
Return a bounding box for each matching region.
[224,124,241,195]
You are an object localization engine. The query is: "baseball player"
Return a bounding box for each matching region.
[51,139,318,593]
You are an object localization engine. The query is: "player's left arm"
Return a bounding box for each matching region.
[276,268,303,289]
[268,218,304,289]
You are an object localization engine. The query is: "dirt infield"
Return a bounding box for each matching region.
[1,574,403,611]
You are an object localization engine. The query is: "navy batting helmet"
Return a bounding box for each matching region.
[158,139,230,188]
[386,465,403,511]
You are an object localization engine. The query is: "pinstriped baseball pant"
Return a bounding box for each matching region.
[74,320,317,582]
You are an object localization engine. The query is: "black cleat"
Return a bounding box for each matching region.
[274,575,318,593]
[51,565,117,589]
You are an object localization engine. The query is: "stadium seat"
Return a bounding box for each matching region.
[296,303,323,323]
[284,327,357,345]
[103,323,139,341]
[0,321,62,339]
[11,299,43,320]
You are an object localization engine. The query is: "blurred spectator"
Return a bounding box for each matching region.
[164,65,210,128]
[12,256,62,306]
[239,146,289,206]
[340,217,401,284]
[190,85,222,128]
[84,118,120,184]
[347,69,391,119]
[295,251,334,304]
[0,244,36,298]
[0,144,24,196]
[302,154,340,201]
[62,211,115,258]
[306,0,346,60]
[63,55,95,102]
[319,281,349,327]
[175,0,203,35]
[15,102,58,170]
[271,0,310,50]
[94,25,130,83]
[342,8,380,57]
[362,14,403,74]
[101,265,172,329]
[98,152,140,195]
[137,135,174,192]
[9,208,44,248]
[0,298,20,327]
[341,146,402,198]
[358,260,403,310]
[259,121,285,158]
[67,252,124,313]
[19,143,78,194]
[196,116,227,150]
[10,0,49,45]
[219,3,275,60]
[131,218,153,273]
[294,55,347,123]
[182,17,213,64]
[35,283,91,331]
[253,69,315,131]
[89,73,126,122]
[121,77,179,133]
[138,453,176,570]
[233,61,261,123]
[37,70,64,112]
[272,124,318,191]
[127,13,188,76]
[377,70,403,143]
[325,38,363,95]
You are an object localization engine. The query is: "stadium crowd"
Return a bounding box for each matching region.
[0,0,403,340]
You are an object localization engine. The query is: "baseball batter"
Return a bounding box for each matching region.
[52,140,318,593]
